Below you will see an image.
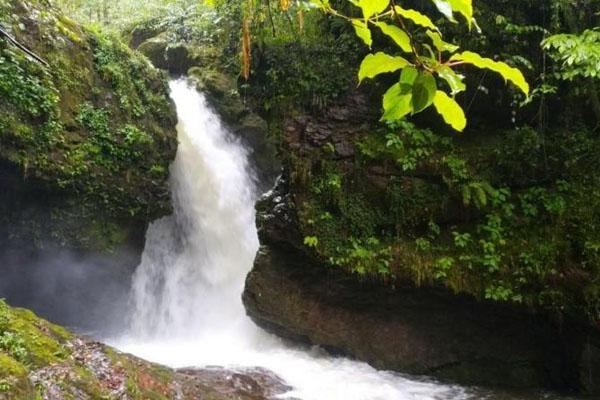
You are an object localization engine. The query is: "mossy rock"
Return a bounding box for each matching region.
[0,0,178,252]
[138,36,202,75]
[126,21,166,49]
[188,67,246,123]
[0,299,291,400]
[137,33,170,69]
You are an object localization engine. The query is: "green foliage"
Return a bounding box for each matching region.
[358,120,450,172]
[542,29,600,80]
[313,0,529,131]
[76,103,155,169]
[0,46,62,151]
[58,0,199,30]
[304,235,319,247]
[0,333,27,363]
[0,49,59,118]
[329,237,393,276]
[246,5,362,114]
[92,31,172,120]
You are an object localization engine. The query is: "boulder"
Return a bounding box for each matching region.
[137,36,202,75]
[137,33,170,69]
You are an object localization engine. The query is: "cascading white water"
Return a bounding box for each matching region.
[112,79,476,400]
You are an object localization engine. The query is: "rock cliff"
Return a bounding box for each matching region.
[0,0,178,258]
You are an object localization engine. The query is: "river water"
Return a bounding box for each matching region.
[110,79,578,400]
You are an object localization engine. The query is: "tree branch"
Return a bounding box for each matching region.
[0,27,49,68]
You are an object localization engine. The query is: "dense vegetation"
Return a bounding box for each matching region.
[51,0,600,328]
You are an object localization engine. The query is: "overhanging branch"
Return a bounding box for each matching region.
[0,27,49,68]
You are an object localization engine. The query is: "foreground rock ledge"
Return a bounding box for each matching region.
[0,301,289,400]
[242,180,600,393]
[33,340,290,400]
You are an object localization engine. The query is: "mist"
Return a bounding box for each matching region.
[0,245,136,336]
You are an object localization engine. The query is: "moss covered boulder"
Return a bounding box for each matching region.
[0,0,178,254]
[136,35,203,76]
[0,300,290,399]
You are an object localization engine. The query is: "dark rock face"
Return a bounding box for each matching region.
[244,183,557,388]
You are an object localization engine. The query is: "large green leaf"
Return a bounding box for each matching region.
[358,0,389,19]
[431,0,472,25]
[450,51,530,95]
[394,6,437,31]
[433,90,466,131]
[375,21,411,53]
[381,67,419,121]
[400,66,419,85]
[432,0,455,21]
[382,83,413,121]
[437,65,466,94]
[426,31,459,53]
[412,72,437,113]
[358,52,410,83]
[352,19,372,48]
[448,0,473,24]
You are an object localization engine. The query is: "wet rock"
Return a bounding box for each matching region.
[333,140,354,158]
[137,37,200,75]
[254,177,303,251]
[137,33,169,69]
[243,242,570,389]
[165,44,197,75]
[177,367,292,400]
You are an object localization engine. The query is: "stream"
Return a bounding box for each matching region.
[103,79,579,400]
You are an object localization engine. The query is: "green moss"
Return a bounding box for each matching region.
[0,304,70,369]
[0,0,177,252]
[0,353,32,399]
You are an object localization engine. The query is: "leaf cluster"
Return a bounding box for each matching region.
[311,0,529,131]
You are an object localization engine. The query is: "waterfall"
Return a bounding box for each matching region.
[112,79,473,400]
[128,79,258,339]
